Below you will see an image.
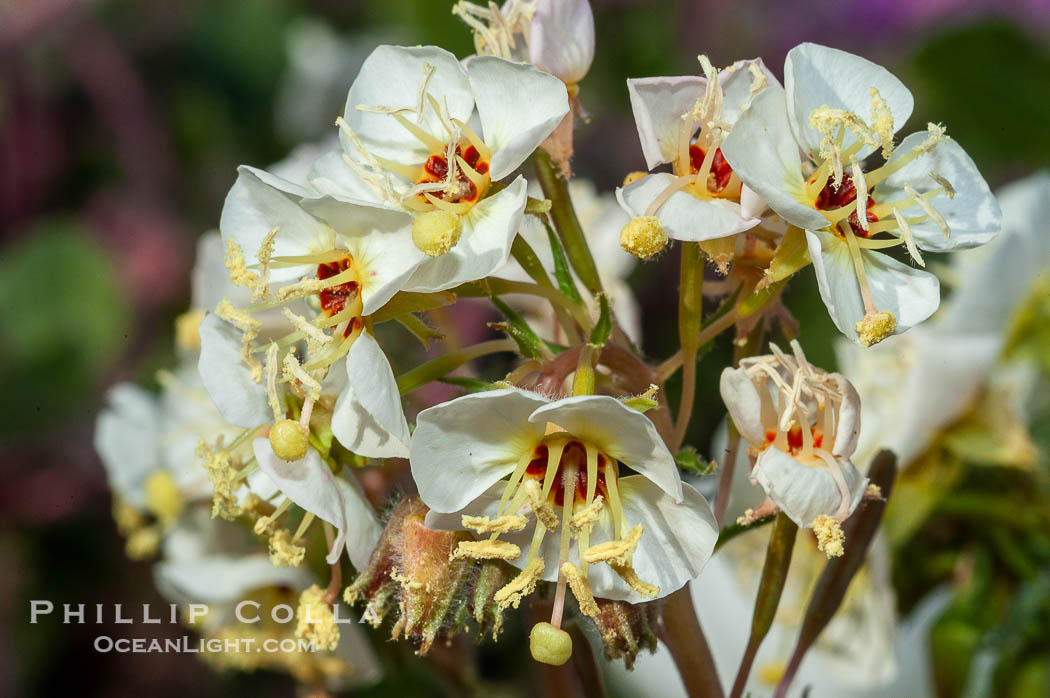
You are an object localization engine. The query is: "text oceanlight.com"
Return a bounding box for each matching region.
[92,636,316,654]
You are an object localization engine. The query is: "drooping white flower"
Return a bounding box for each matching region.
[721,43,1001,346]
[720,341,867,548]
[308,44,568,290]
[411,388,717,610]
[497,179,640,344]
[616,56,779,244]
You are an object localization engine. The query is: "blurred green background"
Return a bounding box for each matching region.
[2,1,1049,696]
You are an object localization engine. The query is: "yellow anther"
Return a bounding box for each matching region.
[560,562,599,617]
[125,526,161,559]
[215,299,262,382]
[869,88,895,158]
[282,352,322,400]
[254,515,277,537]
[281,307,331,346]
[224,238,260,288]
[611,562,659,598]
[274,277,326,304]
[622,171,648,187]
[265,342,282,421]
[175,309,205,352]
[865,484,883,500]
[583,524,644,566]
[295,584,340,652]
[270,417,308,464]
[813,514,846,558]
[524,479,559,531]
[461,514,528,535]
[252,227,278,301]
[494,557,545,610]
[197,439,244,520]
[855,310,897,347]
[412,210,462,257]
[144,469,183,526]
[530,622,573,666]
[570,495,604,536]
[620,216,668,260]
[449,539,521,562]
[269,529,306,567]
[112,496,144,535]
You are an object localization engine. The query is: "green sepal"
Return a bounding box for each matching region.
[589,293,612,347]
[675,446,717,475]
[371,291,457,324]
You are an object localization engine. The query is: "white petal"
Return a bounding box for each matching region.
[155,553,308,605]
[784,42,913,161]
[331,332,411,459]
[253,440,382,568]
[617,172,760,241]
[719,58,782,125]
[94,384,161,507]
[529,0,594,83]
[752,447,867,527]
[941,172,1050,334]
[197,313,271,428]
[875,132,1000,251]
[403,176,527,292]
[626,76,705,170]
[830,372,862,458]
[307,149,389,205]
[466,57,569,181]
[346,45,473,163]
[411,388,550,513]
[738,183,767,219]
[718,367,767,446]
[219,166,334,283]
[720,87,829,230]
[805,229,940,343]
[529,395,683,501]
[301,196,422,315]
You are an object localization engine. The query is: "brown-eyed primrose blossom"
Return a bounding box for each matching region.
[721,43,1000,346]
[305,44,568,292]
[617,55,779,258]
[410,388,718,665]
[720,341,869,558]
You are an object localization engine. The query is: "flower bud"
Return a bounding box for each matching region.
[587,597,660,669]
[269,419,308,462]
[412,210,462,257]
[620,216,668,260]
[529,622,573,666]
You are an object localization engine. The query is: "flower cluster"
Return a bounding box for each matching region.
[93,3,1045,695]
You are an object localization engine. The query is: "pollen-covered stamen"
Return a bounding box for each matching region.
[453,0,534,61]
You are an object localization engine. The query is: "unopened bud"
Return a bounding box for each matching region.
[620,216,668,260]
[530,622,573,665]
[270,419,308,462]
[412,210,462,257]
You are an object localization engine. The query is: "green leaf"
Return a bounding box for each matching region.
[543,218,583,303]
[674,446,716,475]
[372,291,456,324]
[588,293,612,347]
[437,376,497,393]
[489,296,551,360]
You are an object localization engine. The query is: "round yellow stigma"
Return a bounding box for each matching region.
[269,419,308,462]
[144,469,183,526]
[622,171,648,187]
[855,310,897,347]
[530,622,572,666]
[412,210,462,257]
[620,216,668,260]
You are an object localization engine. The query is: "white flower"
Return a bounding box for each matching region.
[411,388,717,607]
[720,341,867,535]
[839,172,1050,469]
[308,44,568,290]
[211,166,419,458]
[721,43,1001,346]
[617,56,778,242]
[497,179,640,344]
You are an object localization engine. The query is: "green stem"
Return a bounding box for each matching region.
[396,339,516,394]
[672,242,704,452]
[511,234,582,345]
[455,278,592,328]
[729,512,799,698]
[533,149,603,296]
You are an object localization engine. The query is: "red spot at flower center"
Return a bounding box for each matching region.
[524,441,610,507]
[766,427,824,454]
[317,258,361,337]
[418,144,489,204]
[813,173,878,238]
[688,145,734,193]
